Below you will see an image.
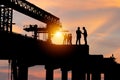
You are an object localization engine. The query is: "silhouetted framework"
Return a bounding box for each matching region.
[0,0,60,24]
[0,0,61,40]
[0,0,120,80]
[0,5,13,32]
[0,31,120,80]
[23,24,48,40]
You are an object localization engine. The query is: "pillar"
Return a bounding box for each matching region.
[46,67,54,80]
[72,66,85,80]
[61,68,68,80]
[18,66,28,80]
[92,72,101,80]
[104,72,112,80]
[87,73,90,80]
[11,59,18,80]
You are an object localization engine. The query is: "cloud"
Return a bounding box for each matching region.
[2,0,120,79]
[28,0,120,10]
[88,7,120,55]
[29,65,46,78]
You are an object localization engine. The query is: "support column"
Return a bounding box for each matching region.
[104,65,117,80]
[46,67,54,80]
[72,66,85,80]
[87,73,90,80]
[104,72,112,80]
[18,66,28,80]
[11,59,18,80]
[61,68,68,80]
[92,72,101,80]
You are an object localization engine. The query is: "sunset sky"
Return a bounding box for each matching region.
[1,0,120,80]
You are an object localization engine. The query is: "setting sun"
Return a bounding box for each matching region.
[52,31,64,44]
[55,32,62,38]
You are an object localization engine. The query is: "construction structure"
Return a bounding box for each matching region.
[0,0,120,80]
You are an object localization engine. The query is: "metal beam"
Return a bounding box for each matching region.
[1,0,60,25]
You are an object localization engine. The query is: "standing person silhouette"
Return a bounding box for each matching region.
[67,33,72,45]
[82,27,88,45]
[69,33,72,45]
[63,33,67,45]
[76,27,82,45]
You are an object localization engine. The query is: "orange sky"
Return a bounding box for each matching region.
[21,0,120,62]
[1,0,120,80]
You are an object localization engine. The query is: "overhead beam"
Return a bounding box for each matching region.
[0,0,60,25]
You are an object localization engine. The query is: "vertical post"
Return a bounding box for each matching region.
[0,5,5,31]
[45,66,54,80]
[87,73,90,80]
[46,24,52,44]
[11,59,18,80]
[18,66,28,80]
[10,8,13,33]
[61,68,68,80]
[3,6,5,31]
[104,72,113,80]
[92,72,101,80]
[34,24,38,39]
[47,33,52,43]
[0,5,1,29]
[72,66,85,80]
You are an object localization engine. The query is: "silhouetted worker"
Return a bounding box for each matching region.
[110,54,115,60]
[67,33,72,45]
[63,33,67,44]
[69,33,72,45]
[76,27,82,45]
[82,27,88,45]
[67,34,69,45]
[25,34,27,37]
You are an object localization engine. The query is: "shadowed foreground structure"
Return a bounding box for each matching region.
[0,31,120,80]
[0,0,120,80]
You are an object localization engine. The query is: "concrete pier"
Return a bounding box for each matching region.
[18,66,28,80]
[45,66,54,80]
[92,72,101,80]
[61,68,68,80]
[0,31,119,80]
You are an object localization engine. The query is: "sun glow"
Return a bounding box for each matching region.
[55,32,62,38]
[52,31,64,44]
